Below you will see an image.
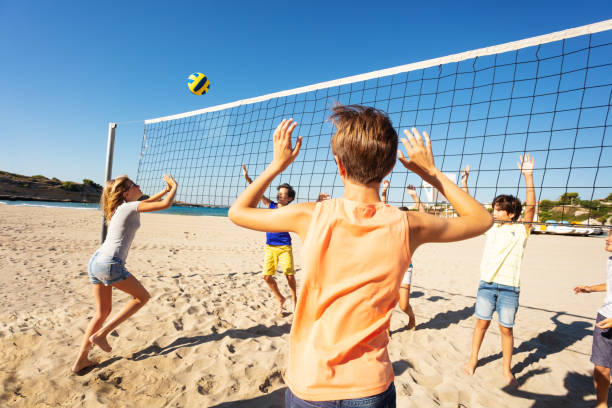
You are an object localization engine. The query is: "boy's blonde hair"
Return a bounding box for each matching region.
[329,105,398,184]
[101,175,132,224]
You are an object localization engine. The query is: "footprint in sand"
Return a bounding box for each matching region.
[407,362,442,388]
[173,318,183,331]
[398,382,413,396]
[196,374,217,395]
[258,370,284,393]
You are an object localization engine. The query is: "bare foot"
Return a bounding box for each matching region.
[71,357,96,373]
[277,296,287,317]
[89,333,112,353]
[504,372,519,388]
[407,307,416,330]
[462,361,476,376]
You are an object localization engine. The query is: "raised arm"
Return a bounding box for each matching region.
[242,164,271,207]
[406,184,425,213]
[381,180,390,204]
[460,165,470,194]
[137,174,177,212]
[518,154,535,233]
[229,119,314,239]
[397,128,492,251]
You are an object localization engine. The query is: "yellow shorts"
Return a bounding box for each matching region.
[263,245,295,276]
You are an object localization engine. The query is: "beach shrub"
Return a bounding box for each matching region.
[579,199,600,211]
[559,192,579,205]
[62,181,82,192]
[605,193,612,202]
[83,179,102,190]
[538,199,556,211]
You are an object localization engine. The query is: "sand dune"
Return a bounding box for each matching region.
[0,204,608,407]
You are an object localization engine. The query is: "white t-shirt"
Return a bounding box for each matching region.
[598,257,612,318]
[479,223,529,287]
[99,201,141,261]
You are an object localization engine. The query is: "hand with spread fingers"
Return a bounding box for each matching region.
[397,128,438,182]
[517,153,535,177]
[271,118,302,173]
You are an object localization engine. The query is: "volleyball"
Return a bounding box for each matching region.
[187,72,210,95]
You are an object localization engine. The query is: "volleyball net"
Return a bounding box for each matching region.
[137,20,612,227]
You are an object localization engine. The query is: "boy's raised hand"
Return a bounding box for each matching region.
[398,128,438,182]
[241,164,253,183]
[406,184,418,198]
[460,165,470,186]
[517,154,535,177]
[272,119,302,173]
[317,192,330,202]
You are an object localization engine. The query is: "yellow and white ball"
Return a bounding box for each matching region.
[187,72,210,95]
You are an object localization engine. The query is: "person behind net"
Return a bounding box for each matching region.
[242,164,298,316]
[229,105,492,406]
[381,181,426,331]
[72,174,178,373]
[460,156,536,387]
[573,229,612,408]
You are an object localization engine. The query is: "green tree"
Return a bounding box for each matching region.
[538,199,556,211]
[559,192,579,205]
[83,179,102,189]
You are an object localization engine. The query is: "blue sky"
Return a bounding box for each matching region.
[1,1,611,205]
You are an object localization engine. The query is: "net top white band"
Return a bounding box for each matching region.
[145,19,612,125]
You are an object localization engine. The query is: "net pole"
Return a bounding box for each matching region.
[101,122,117,243]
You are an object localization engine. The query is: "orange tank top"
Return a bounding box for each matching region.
[285,198,411,401]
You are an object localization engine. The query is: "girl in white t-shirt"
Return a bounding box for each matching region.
[72,174,177,373]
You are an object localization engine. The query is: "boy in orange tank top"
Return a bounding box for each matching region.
[229,105,492,406]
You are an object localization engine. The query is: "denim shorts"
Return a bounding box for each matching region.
[285,383,396,408]
[474,280,520,328]
[88,250,131,286]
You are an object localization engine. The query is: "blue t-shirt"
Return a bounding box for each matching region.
[266,201,292,246]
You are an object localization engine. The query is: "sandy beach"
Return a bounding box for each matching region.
[0,204,609,407]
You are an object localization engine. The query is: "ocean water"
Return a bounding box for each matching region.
[0,200,229,217]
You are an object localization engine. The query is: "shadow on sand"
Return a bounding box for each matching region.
[477,312,592,383]
[209,387,286,408]
[391,305,474,335]
[130,322,291,362]
[503,370,598,407]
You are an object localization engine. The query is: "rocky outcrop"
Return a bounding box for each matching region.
[0,171,102,203]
